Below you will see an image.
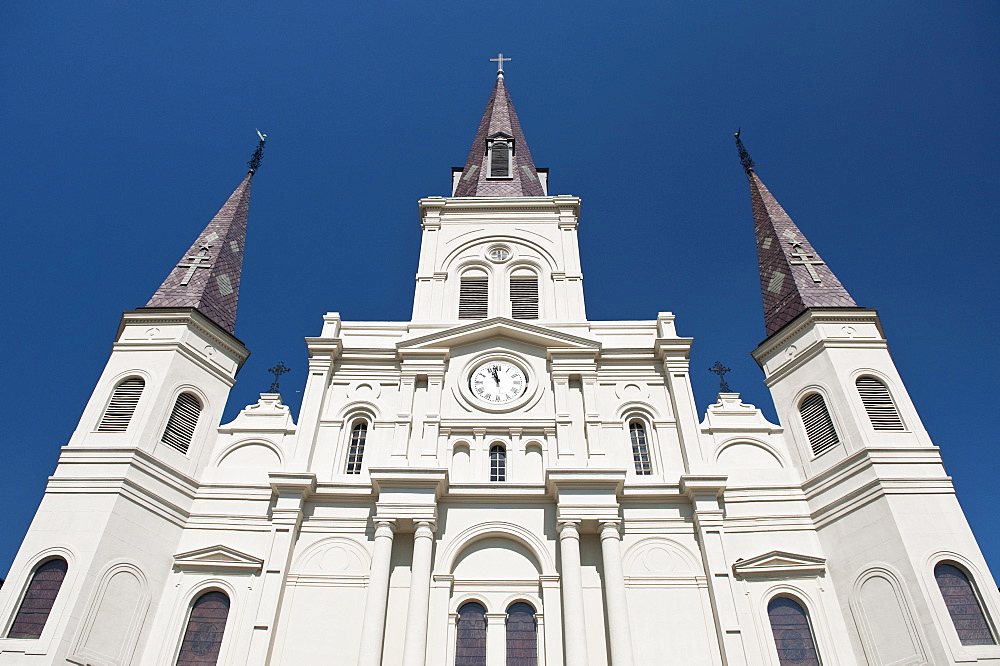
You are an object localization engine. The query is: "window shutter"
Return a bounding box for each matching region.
[161,393,201,454]
[97,377,145,432]
[490,141,510,177]
[856,376,904,430]
[459,278,489,319]
[510,277,539,319]
[799,393,839,456]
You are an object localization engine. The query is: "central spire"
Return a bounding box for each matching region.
[453,65,545,197]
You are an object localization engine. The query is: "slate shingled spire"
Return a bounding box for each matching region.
[736,132,859,337]
[453,71,545,197]
[144,140,262,334]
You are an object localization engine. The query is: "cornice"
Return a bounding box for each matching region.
[751,307,882,365]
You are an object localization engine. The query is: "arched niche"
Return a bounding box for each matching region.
[452,537,541,581]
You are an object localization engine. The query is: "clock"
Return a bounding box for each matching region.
[469,359,527,404]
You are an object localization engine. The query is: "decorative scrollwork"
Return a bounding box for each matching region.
[734,128,755,175]
[248,129,267,173]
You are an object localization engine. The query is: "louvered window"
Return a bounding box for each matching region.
[161,393,201,454]
[97,377,145,431]
[490,445,506,482]
[176,590,230,666]
[346,420,368,474]
[489,140,510,177]
[856,376,904,430]
[510,277,539,319]
[629,421,652,475]
[455,601,487,666]
[934,563,996,646]
[6,558,67,639]
[506,602,538,666]
[799,393,839,457]
[767,597,821,666]
[459,278,488,319]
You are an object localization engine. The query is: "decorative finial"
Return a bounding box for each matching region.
[248,129,267,174]
[734,128,755,176]
[708,361,733,393]
[267,361,290,394]
[490,52,511,76]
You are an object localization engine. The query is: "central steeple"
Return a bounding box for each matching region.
[453,69,546,197]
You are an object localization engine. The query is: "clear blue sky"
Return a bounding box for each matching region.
[2,2,997,579]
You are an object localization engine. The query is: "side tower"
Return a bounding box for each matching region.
[739,135,1000,663]
[0,140,261,663]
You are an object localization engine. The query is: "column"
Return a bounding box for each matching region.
[486,612,506,666]
[402,521,436,666]
[599,522,635,666]
[558,521,589,666]
[357,520,396,666]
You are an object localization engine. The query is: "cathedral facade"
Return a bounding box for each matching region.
[1,70,998,666]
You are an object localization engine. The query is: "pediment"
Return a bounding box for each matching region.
[732,550,826,578]
[173,545,264,573]
[398,318,600,355]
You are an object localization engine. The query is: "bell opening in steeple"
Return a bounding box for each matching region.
[487,133,514,179]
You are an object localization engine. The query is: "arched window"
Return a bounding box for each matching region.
[767,597,822,666]
[6,558,68,639]
[799,393,839,456]
[97,377,145,431]
[161,392,202,454]
[489,140,511,177]
[629,420,652,475]
[934,562,996,645]
[490,445,506,482]
[459,269,489,319]
[506,602,538,666]
[346,420,368,474]
[856,376,904,430]
[455,601,487,666]
[510,269,539,319]
[175,590,230,666]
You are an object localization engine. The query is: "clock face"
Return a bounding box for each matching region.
[469,360,527,404]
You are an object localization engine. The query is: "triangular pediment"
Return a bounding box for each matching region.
[173,544,264,573]
[732,550,826,578]
[399,318,600,354]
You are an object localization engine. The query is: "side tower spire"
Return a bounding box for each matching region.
[144,133,266,334]
[736,131,858,337]
[453,61,545,197]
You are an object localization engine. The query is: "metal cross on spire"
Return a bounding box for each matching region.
[267,361,290,394]
[709,361,733,393]
[490,52,511,74]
